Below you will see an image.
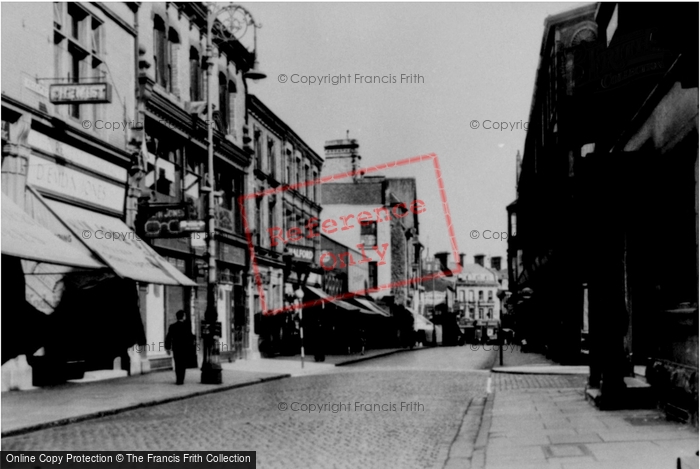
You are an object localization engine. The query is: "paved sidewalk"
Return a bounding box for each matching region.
[1,347,414,438]
[470,349,699,469]
[480,386,698,469]
[1,367,287,437]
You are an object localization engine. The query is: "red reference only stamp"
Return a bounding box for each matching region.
[240,153,459,315]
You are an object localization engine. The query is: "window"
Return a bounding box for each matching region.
[469,291,474,302]
[255,199,262,245]
[254,129,263,169]
[145,136,181,199]
[488,291,493,302]
[184,146,202,203]
[167,28,179,95]
[368,262,378,289]
[189,48,202,101]
[311,170,317,202]
[267,139,276,179]
[478,290,483,301]
[227,80,236,131]
[459,290,465,302]
[479,308,484,319]
[304,164,310,197]
[153,16,167,88]
[510,213,517,237]
[295,156,301,188]
[488,308,493,319]
[218,73,229,133]
[54,4,103,120]
[286,150,292,184]
[361,221,377,247]
[469,307,475,319]
[232,171,244,234]
[268,202,276,248]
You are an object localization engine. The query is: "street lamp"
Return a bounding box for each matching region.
[294,287,305,369]
[201,3,265,384]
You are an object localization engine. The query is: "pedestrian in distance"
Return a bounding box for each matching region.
[165,310,193,385]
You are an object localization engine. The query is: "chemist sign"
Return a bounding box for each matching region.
[50,83,112,104]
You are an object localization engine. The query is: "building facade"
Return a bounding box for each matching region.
[508,2,698,418]
[134,2,256,367]
[320,138,422,308]
[506,3,599,364]
[1,2,197,389]
[248,95,324,357]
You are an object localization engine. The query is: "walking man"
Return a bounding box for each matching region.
[165,310,193,385]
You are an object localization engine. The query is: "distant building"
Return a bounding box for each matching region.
[320,138,423,310]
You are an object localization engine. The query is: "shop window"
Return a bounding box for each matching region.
[361,221,377,248]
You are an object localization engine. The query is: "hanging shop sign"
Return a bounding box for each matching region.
[287,244,315,263]
[49,83,112,104]
[139,202,201,238]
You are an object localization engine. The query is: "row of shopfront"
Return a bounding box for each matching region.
[0,105,405,389]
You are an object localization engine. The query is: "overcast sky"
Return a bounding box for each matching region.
[241,2,587,266]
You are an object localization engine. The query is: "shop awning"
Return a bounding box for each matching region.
[1,196,105,269]
[303,286,366,312]
[348,297,391,317]
[46,200,197,286]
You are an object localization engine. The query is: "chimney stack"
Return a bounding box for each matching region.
[491,256,502,271]
[323,136,361,182]
[435,252,449,272]
[474,254,485,267]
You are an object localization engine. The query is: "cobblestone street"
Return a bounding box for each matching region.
[2,347,495,469]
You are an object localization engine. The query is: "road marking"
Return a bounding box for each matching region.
[486,377,492,394]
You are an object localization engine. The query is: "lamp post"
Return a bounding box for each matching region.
[201,3,265,384]
[294,287,305,369]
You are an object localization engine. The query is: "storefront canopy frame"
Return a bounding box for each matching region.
[1,196,105,269]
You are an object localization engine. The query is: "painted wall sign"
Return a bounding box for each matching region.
[27,154,125,213]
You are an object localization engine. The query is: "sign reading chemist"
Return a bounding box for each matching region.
[49,83,112,104]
